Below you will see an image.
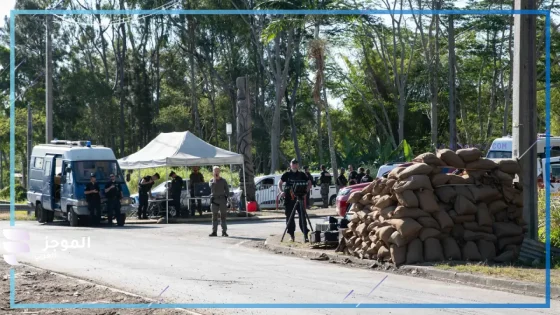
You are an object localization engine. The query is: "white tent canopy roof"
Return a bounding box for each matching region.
[118,131,244,169]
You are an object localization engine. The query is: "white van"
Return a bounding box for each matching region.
[254,173,337,209]
[486,135,560,160]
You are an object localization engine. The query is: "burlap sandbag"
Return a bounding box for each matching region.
[433,211,454,232]
[477,240,497,261]
[455,186,475,202]
[463,222,494,234]
[354,238,363,249]
[435,186,457,204]
[499,159,521,175]
[423,238,445,262]
[457,148,483,163]
[504,244,521,258]
[462,241,482,261]
[393,175,433,193]
[501,186,520,204]
[380,206,396,219]
[419,228,441,241]
[507,205,523,220]
[413,153,447,166]
[397,163,434,180]
[494,210,508,222]
[357,210,371,221]
[449,210,476,224]
[441,237,462,260]
[494,250,516,263]
[432,173,451,186]
[513,193,523,208]
[437,149,465,168]
[367,222,377,232]
[417,216,441,229]
[477,185,502,203]
[498,235,524,251]
[388,231,409,247]
[356,223,368,236]
[493,222,523,238]
[406,238,424,264]
[350,213,360,223]
[390,244,407,266]
[371,180,384,195]
[451,224,465,240]
[395,190,419,208]
[448,175,469,185]
[439,202,452,212]
[377,245,391,261]
[464,230,497,242]
[375,195,396,209]
[488,200,508,214]
[362,180,377,195]
[493,170,514,183]
[466,159,498,171]
[476,203,493,226]
[388,167,407,180]
[382,179,397,195]
[455,195,478,215]
[388,218,423,239]
[392,206,430,219]
[415,189,439,213]
[359,194,372,206]
[348,191,363,204]
[376,225,396,245]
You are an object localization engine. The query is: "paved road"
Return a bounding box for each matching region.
[1,219,559,315]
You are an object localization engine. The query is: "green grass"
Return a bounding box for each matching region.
[435,262,560,286]
[0,210,35,221]
[538,190,560,248]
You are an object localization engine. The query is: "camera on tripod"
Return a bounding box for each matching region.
[289,180,308,198]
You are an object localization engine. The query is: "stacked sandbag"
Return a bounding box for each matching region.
[336,148,526,266]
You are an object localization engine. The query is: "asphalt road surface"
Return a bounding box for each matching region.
[1,219,559,315]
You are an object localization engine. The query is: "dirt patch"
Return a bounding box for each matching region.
[0,261,203,314]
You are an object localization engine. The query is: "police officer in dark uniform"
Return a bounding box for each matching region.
[303,165,313,209]
[278,159,311,242]
[361,169,374,183]
[169,171,183,217]
[356,167,366,183]
[348,165,358,185]
[138,173,160,219]
[319,165,332,208]
[104,173,122,225]
[337,168,348,189]
[85,174,101,225]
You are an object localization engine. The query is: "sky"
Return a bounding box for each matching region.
[0,0,16,27]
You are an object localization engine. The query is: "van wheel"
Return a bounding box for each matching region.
[68,207,79,227]
[329,195,336,207]
[35,203,45,223]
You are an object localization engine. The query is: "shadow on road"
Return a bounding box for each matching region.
[226,236,266,242]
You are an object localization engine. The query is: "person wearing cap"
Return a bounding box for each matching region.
[278,159,311,242]
[84,174,101,225]
[209,166,230,237]
[337,168,348,189]
[303,165,313,209]
[189,166,205,217]
[104,173,123,225]
[169,171,184,217]
[138,173,160,220]
[319,165,332,208]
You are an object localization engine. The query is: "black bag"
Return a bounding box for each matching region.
[323,231,339,242]
[311,231,322,243]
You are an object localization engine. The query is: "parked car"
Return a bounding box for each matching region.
[130,179,241,217]
[254,173,338,210]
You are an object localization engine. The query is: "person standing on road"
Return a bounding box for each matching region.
[209,166,230,237]
[356,167,366,184]
[104,173,122,225]
[361,169,374,183]
[189,166,204,217]
[85,174,101,225]
[348,165,358,185]
[303,165,313,209]
[278,159,311,242]
[169,171,184,217]
[337,168,348,189]
[138,173,160,220]
[319,165,332,208]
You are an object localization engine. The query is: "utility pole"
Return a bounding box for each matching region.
[512,0,537,240]
[45,14,53,143]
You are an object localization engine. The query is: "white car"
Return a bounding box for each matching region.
[254,173,338,209]
[376,163,405,179]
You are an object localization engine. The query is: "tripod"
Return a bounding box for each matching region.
[281,195,314,243]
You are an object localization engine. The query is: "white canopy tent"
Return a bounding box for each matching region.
[118,131,247,222]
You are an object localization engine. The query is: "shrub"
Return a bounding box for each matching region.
[538,190,560,248]
[0,185,27,203]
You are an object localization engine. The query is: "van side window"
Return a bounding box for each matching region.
[262,178,274,189]
[44,161,51,176]
[34,157,44,169]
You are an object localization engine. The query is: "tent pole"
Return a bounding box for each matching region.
[242,163,248,217]
[230,166,234,211]
[166,167,169,224]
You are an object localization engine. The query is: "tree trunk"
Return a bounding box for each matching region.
[119,0,126,157]
[315,23,323,165]
[448,14,457,150]
[188,4,200,136]
[503,19,514,136]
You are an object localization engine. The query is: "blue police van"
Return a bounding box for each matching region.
[27,140,132,226]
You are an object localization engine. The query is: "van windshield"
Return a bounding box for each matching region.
[74,161,123,182]
[486,151,512,159]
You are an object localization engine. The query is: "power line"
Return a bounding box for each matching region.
[51,0,178,27]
